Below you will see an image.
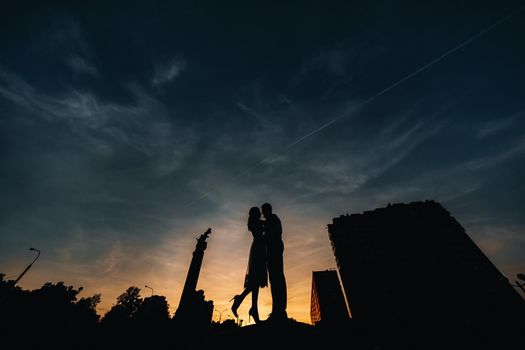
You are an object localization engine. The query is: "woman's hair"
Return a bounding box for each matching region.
[249,206,261,218]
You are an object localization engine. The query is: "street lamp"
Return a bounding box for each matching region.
[13,248,40,286]
[214,308,227,323]
[144,285,154,296]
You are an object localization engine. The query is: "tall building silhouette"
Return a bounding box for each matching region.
[174,228,214,326]
[328,201,524,347]
[310,269,350,325]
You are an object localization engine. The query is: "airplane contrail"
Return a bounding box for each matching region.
[279,5,525,154]
[191,5,524,204]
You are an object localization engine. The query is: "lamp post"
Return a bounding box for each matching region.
[215,308,227,323]
[145,285,154,296]
[13,248,40,286]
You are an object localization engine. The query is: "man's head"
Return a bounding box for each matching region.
[261,203,272,218]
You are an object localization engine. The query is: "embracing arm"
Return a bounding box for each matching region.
[266,214,282,238]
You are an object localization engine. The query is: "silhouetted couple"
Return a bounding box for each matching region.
[231,203,287,324]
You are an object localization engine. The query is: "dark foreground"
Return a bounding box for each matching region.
[182,319,523,350]
[185,319,361,350]
[3,318,522,350]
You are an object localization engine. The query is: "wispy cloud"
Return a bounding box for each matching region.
[477,110,524,138]
[152,59,186,87]
[67,55,98,77]
[235,102,268,123]
[467,135,525,170]
[0,68,197,171]
[285,110,444,196]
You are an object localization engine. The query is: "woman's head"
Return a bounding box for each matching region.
[249,206,261,219]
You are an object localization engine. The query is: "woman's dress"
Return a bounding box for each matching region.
[244,218,268,288]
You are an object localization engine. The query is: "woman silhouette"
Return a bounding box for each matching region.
[230,207,268,323]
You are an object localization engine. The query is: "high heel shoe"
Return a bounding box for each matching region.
[249,306,260,324]
[230,295,242,318]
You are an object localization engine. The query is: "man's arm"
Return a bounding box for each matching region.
[274,214,282,237]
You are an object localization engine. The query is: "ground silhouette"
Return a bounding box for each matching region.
[185,318,364,350]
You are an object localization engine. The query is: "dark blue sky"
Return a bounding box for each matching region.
[1,0,524,320]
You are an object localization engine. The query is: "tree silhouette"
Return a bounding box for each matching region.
[25,282,101,331]
[134,295,170,325]
[0,277,101,349]
[101,303,129,325]
[117,286,142,316]
[134,295,171,345]
[102,286,143,326]
[100,286,168,348]
[74,293,102,327]
[77,293,102,311]
[0,272,19,301]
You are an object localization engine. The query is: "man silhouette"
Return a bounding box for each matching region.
[261,202,287,321]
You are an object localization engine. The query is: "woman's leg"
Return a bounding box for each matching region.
[251,286,259,309]
[250,286,260,322]
[239,287,251,302]
[232,287,251,317]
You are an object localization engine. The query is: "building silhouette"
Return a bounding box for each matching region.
[310,269,350,325]
[328,200,525,347]
[174,228,214,327]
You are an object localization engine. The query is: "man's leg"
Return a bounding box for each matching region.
[269,241,287,318]
[267,247,279,314]
[274,253,287,314]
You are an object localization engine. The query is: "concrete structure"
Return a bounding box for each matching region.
[174,228,214,326]
[310,269,349,325]
[328,200,524,346]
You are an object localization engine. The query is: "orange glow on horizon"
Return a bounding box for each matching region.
[7,211,339,326]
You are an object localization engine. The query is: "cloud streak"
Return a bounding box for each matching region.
[477,110,524,138]
[0,68,198,166]
[152,59,187,87]
[67,55,98,77]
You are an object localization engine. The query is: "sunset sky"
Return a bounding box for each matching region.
[1,1,524,324]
